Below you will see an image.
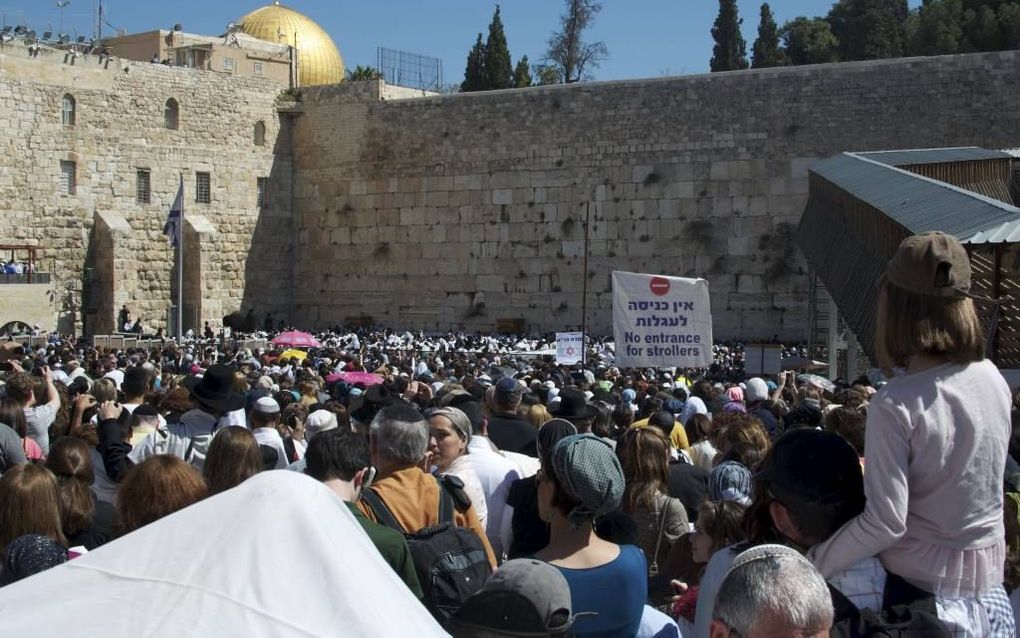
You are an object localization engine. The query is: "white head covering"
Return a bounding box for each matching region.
[680,396,708,425]
[0,472,445,636]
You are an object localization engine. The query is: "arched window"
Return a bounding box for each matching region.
[62,94,76,127]
[254,121,266,147]
[164,98,179,130]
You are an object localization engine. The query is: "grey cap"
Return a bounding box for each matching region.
[450,559,573,636]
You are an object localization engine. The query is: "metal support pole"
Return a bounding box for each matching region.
[580,201,591,365]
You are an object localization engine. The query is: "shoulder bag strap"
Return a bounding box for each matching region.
[360,487,405,533]
[435,475,455,525]
[649,496,673,577]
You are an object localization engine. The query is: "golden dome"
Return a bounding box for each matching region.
[238,1,345,86]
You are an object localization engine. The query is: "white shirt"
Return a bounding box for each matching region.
[129,409,219,471]
[467,436,521,558]
[444,454,488,530]
[696,545,885,638]
[252,427,289,470]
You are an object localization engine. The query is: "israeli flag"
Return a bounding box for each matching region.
[163,176,183,247]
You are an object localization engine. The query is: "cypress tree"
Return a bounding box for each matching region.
[482,5,514,89]
[461,33,486,92]
[752,3,785,67]
[710,0,749,71]
[513,55,533,88]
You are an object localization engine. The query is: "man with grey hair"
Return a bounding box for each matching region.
[711,544,833,638]
[355,404,496,568]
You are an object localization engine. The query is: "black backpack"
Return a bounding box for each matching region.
[361,474,492,627]
[829,571,952,637]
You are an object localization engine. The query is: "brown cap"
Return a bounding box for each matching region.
[884,231,971,298]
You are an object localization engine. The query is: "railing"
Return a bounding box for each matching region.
[0,273,50,284]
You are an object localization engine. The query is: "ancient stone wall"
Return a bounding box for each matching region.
[0,45,290,334]
[291,52,1020,339]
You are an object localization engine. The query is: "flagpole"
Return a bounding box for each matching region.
[177,172,184,343]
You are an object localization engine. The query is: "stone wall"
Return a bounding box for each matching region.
[290,51,1020,339]
[0,45,290,335]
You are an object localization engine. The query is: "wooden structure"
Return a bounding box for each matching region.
[797,148,1020,368]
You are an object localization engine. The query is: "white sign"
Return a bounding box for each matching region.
[612,271,713,368]
[556,332,583,365]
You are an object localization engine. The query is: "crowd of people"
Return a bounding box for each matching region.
[0,231,1016,637]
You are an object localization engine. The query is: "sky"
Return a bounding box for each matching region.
[5,1,923,83]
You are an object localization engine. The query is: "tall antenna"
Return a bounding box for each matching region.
[56,1,70,36]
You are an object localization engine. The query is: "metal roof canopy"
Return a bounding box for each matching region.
[796,149,1020,367]
[857,147,1014,167]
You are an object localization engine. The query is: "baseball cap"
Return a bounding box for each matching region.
[754,429,863,509]
[884,231,971,298]
[450,559,574,636]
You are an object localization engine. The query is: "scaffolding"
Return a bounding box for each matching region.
[376,47,442,92]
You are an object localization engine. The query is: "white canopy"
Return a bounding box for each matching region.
[0,471,448,637]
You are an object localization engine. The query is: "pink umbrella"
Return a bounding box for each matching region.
[271,331,321,348]
[328,371,384,386]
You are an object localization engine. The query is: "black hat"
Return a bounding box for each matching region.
[549,387,597,420]
[349,384,395,424]
[754,429,863,509]
[132,403,159,417]
[189,364,245,412]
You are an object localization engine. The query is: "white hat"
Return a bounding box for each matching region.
[254,397,281,414]
[305,410,339,440]
[745,378,769,403]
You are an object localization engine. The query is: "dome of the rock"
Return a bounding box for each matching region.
[238,1,345,86]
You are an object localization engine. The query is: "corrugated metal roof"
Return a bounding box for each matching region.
[810,153,1020,244]
[857,147,1014,167]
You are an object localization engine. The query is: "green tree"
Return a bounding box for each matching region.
[513,55,533,87]
[828,0,909,61]
[752,3,785,67]
[1001,3,1020,49]
[966,4,1003,49]
[781,17,840,64]
[710,0,749,71]
[536,65,562,85]
[461,33,486,92]
[483,5,514,90]
[544,0,608,83]
[348,65,383,81]
[909,0,966,55]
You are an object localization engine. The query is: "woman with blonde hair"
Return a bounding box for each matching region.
[809,232,1013,636]
[523,403,552,429]
[0,464,66,555]
[616,427,688,606]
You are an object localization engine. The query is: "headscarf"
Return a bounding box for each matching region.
[428,406,472,446]
[680,396,708,425]
[537,419,577,467]
[548,434,625,530]
[2,534,67,585]
[709,461,753,506]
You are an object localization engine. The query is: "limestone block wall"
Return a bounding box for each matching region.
[291,52,1020,339]
[0,45,291,334]
[0,284,57,332]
